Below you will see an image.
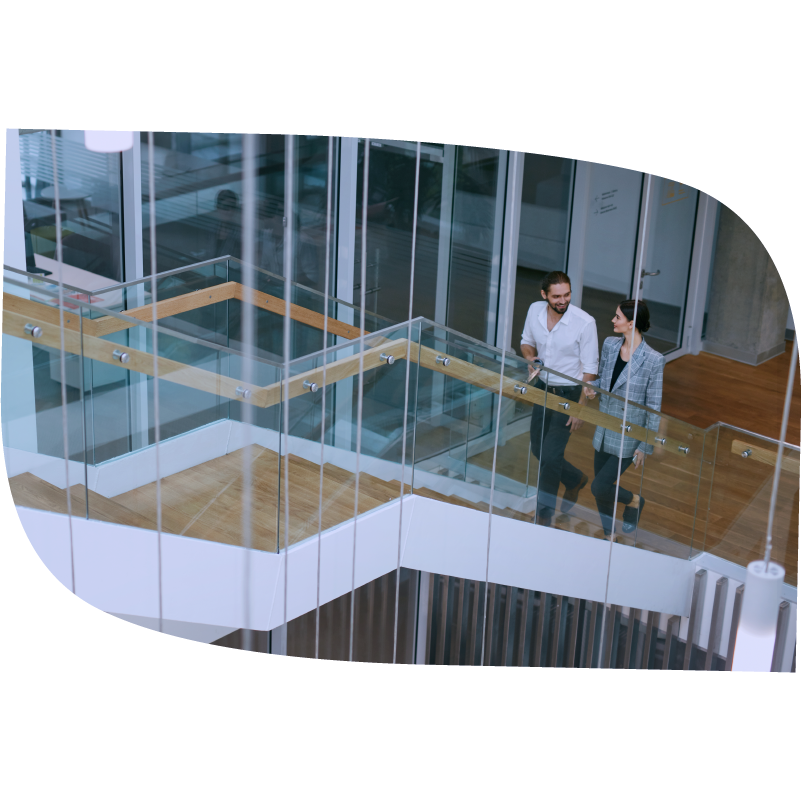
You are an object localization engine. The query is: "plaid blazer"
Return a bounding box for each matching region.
[591,336,665,457]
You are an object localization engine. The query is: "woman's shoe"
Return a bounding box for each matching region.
[622,496,645,533]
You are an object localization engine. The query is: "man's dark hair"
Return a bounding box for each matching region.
[541,271,571,294]
[619,299,651,333]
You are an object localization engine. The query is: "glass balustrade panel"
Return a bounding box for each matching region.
[500,361,616,541]
[2,276,89,519]
[11,283,284,551]
[413,321,506,514]
[619,402,706,558]
[280,320,417,550]
[705,424,799,586]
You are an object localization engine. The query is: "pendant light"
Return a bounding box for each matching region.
[84,130,134,153]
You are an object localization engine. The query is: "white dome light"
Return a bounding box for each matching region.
[84,130,134,153]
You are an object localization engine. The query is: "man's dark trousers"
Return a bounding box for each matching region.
[530,381,584,519]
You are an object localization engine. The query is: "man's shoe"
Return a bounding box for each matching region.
[535,512,553,528]
[560,473,588,514]
[622,496,645,533]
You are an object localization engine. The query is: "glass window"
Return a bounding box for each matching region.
[19,129,123,282]
[446,147,505,343]
[353,139,445,323]
[141,133,334,292]
[512,154,575,351]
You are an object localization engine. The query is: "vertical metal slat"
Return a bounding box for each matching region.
[500,586,513,667]
[424,572,435,665]
[725,584,745,671]
[404,569,419,664]
[601,604,618,669]
[515,589,530,667]
[565,597,580,668]
[531,591,548,667]
[366,578,376,662]
[548,596,564,667]
[624,608,639,669]
[683,569,707,670]
[450,577,466,666]
[484,583,497,666]
[704,577,728,671]
[771,600,791,672]
[662,615,681,670]
[640,610,656,669]
[435,575,449,665]
[584,601,599,668]
[467,580,479,666]
[378,571,390,662]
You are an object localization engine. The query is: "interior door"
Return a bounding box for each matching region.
[636,177,700,355]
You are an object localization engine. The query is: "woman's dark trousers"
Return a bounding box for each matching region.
[592,449,635,537]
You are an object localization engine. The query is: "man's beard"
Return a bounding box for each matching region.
[548,299,570,315]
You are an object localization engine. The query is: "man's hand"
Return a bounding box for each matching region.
[633,450,646,470]
[528,362,541,381]
[566,415,583,433]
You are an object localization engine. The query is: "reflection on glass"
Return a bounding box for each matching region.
[639,177,699,353]
[141,134,335,292]
[446,147,505,343]
[19,130,123,282]
[704,425,799,586]
[354,140,445,323]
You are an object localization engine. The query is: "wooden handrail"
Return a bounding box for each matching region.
[2,287,695,455]
[91,282,239,337]
[732,439,800,475]
[3,310,261,404]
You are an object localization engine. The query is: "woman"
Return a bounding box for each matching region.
[584,299,665,539]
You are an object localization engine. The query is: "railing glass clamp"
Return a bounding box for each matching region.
[436,354,450,366]
[741,448,752,458]
[558,401,570,410]
[235,386,252,399]
[24,323,42,338]
[620,423,632,432]
[112,349,130,363]
[303,380,318,393]
[514,384,527,394]
[379,352,395,365]
[678,445,690,455]
[655,437,666,445]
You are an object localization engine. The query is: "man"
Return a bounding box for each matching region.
[520,271,598,526]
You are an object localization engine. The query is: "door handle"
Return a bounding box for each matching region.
[641,270,661,277]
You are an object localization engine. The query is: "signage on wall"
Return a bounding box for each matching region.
[591,188,619,216]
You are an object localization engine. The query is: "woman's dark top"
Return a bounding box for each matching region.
[610,351,627,391]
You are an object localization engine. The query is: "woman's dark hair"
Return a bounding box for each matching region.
[541,271,571,294]
[618,299,651,333]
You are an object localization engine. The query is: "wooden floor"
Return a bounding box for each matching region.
[662,339,801,444]
[467,415,798,585]
[9,448,533,555]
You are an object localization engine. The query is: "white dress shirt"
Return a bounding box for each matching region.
[520,301,599,385]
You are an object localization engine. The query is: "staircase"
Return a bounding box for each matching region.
[9,447,546,553]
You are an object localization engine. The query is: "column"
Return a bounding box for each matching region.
[704,204,790,365]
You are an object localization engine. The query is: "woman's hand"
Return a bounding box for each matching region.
[633,450,646,470]
[583,386,597,400]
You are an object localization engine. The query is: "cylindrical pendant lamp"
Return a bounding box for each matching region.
[84,131,134,153]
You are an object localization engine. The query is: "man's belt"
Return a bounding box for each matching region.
[535,381,577,395]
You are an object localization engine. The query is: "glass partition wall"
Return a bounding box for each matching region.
[4,133,797,670]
